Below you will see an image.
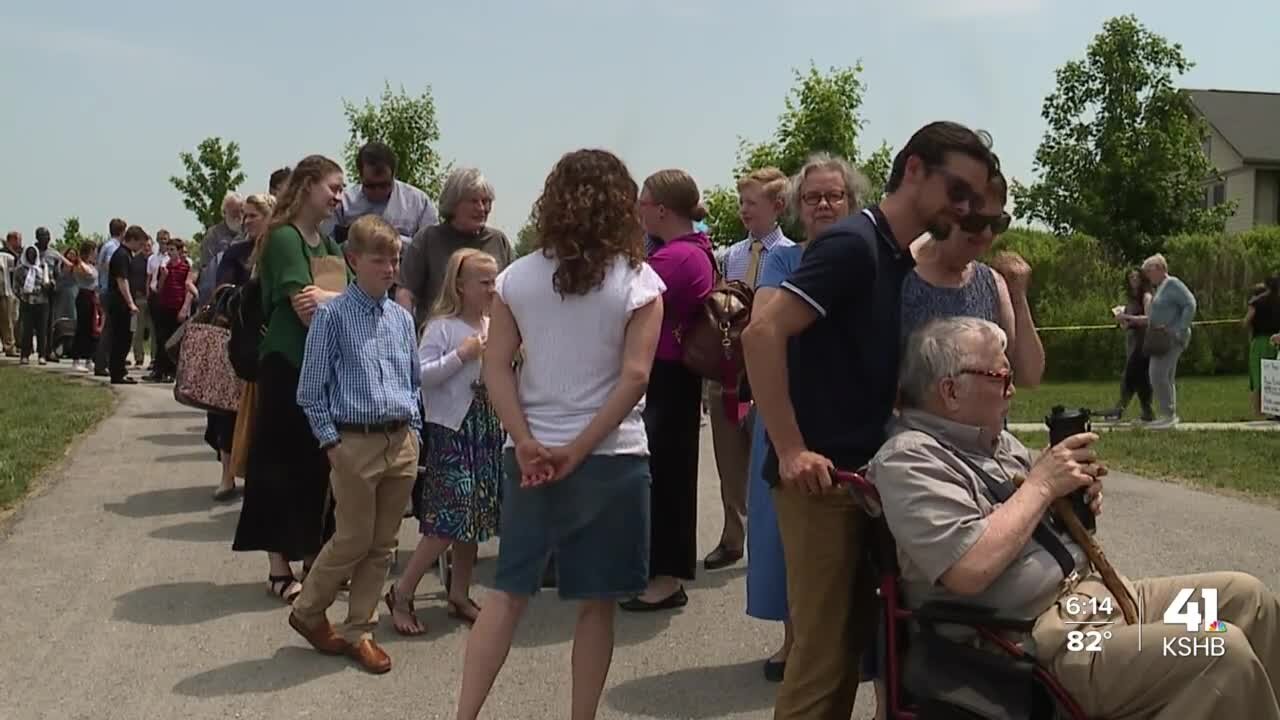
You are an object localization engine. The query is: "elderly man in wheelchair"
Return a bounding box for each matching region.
[866,317,1280,719]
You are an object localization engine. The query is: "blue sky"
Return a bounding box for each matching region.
[2,0,1275,243]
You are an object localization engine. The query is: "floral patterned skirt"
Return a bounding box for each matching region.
[418,388,504,543]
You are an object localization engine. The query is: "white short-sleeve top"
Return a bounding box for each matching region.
[496,251,665,455]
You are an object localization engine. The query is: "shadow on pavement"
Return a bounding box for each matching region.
[104,485,215,518]
[139,433,204,447]
[503,593,675,649]
[133,410,204,420]
[606,660,774,718]
[149,511,240,543]
[154,451,215,464]
[172,647,345,697]
[113,581,280,626]
[690,565,747,590]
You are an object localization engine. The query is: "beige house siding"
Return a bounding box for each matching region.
[1255,171,1279,226]
[1224,169,1256,234]
[1205,124,1243,169]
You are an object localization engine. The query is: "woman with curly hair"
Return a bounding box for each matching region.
[456,148,665,720]
[620,169,715,612]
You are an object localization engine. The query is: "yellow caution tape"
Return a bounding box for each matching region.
[1036,319,1241,332]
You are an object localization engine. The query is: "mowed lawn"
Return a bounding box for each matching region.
[1014,430,1280,499]
[0,365,115,509]
[1010,374,1257,424]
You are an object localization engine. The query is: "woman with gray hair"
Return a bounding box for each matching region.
[1126,253,1198,428]
[744,152,867,681]
[398,167,515,325]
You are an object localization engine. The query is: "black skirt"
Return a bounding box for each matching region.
[642,358,703,580]
[204,412,236,456]
[232,352,334,561]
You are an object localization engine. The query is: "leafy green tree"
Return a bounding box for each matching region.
[1012,15,1233,263]
[514,215,538,258]
[703,62,892,247]
[169,137,247,237]
[343,82,448,198]
[58,217,83,252]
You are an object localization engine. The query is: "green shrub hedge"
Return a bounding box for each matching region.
[990,225,1280,381]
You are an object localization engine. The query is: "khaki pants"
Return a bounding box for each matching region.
[1034,571,1280,719]
[292,427,419,643]
[131,295,150,364]
[773,487,877,720]
[707,380,750,551]
[0,295,15,353]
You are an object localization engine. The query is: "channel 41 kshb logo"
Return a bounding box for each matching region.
[1162,588,1229,657]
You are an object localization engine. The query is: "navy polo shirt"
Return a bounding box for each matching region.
[764,206,916,483]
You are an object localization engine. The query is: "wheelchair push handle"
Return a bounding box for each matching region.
[832,469,883,516]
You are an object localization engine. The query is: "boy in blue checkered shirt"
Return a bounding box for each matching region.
[290,214,422,674]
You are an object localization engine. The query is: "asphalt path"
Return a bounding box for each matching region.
[2,364,1279,719]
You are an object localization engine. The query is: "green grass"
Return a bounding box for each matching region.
[1013,430,1280,498]
[0,366,115,509]
[1010,375,1256,424]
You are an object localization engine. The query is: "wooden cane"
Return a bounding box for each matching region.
[1014,474,1139,625]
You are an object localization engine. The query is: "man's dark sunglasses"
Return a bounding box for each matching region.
[958,212,1012,235]
[932,166,985,210]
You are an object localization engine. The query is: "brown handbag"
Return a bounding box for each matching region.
[676,246,755,423]
[174,322,245,413]
[1143,325,1175,357]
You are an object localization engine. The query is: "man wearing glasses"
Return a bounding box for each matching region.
[328,141,438,259]
[743,121,998,719]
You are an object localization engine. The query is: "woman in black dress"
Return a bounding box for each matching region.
[231,157,349,603]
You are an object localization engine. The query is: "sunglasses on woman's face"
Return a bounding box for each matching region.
[958,212,1012,235]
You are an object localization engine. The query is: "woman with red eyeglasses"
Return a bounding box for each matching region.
[902,163,1045,389]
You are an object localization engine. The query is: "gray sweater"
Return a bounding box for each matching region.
[1149,275,1198,343]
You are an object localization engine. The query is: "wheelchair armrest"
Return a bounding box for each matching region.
[913,601,1036,633]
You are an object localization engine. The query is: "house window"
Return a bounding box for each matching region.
[1202,135,1212,158]
[1212,182,1226,206]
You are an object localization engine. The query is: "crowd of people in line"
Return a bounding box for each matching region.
[5,121,1280,720]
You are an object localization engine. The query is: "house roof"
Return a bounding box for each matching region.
[1185,89,1280,164]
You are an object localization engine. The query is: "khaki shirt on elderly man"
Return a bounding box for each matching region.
[867,409,1090,620]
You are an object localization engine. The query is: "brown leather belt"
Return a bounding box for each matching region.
[336,420,408,434]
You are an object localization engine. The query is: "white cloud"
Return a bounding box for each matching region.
[914,0,1045,19]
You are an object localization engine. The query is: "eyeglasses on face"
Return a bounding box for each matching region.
[958,211,1012,235]
[801,190,848,206]
[931,166,984,210]
[959,367,1014,394]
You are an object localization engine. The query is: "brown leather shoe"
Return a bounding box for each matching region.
[288,612,350,656]
[346,638,392,674]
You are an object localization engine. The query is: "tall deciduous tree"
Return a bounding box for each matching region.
[1012,15,1233,263]
[58,217,83,252]
[343,82,448,198]
[169,137,247,236]
[514,215,538,258]
[703,63,891,247]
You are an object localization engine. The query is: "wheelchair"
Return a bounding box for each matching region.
[834,470,1091,720]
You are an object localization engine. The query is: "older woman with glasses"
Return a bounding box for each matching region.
[903,162,1045,388]
[744,153,868,682]
[398,168,515,326]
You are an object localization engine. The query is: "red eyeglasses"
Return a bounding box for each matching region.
[961,367,1014,394]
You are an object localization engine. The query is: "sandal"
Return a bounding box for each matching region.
[384,586,428,636]
[212,486,241,502]
[447,597,482,626]
[268,574,302,604]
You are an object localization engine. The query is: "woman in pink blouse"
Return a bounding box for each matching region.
[622,169,715,611]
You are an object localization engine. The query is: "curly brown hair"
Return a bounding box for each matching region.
[532,149,646,297]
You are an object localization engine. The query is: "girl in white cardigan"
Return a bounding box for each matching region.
[385,248,502,635]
